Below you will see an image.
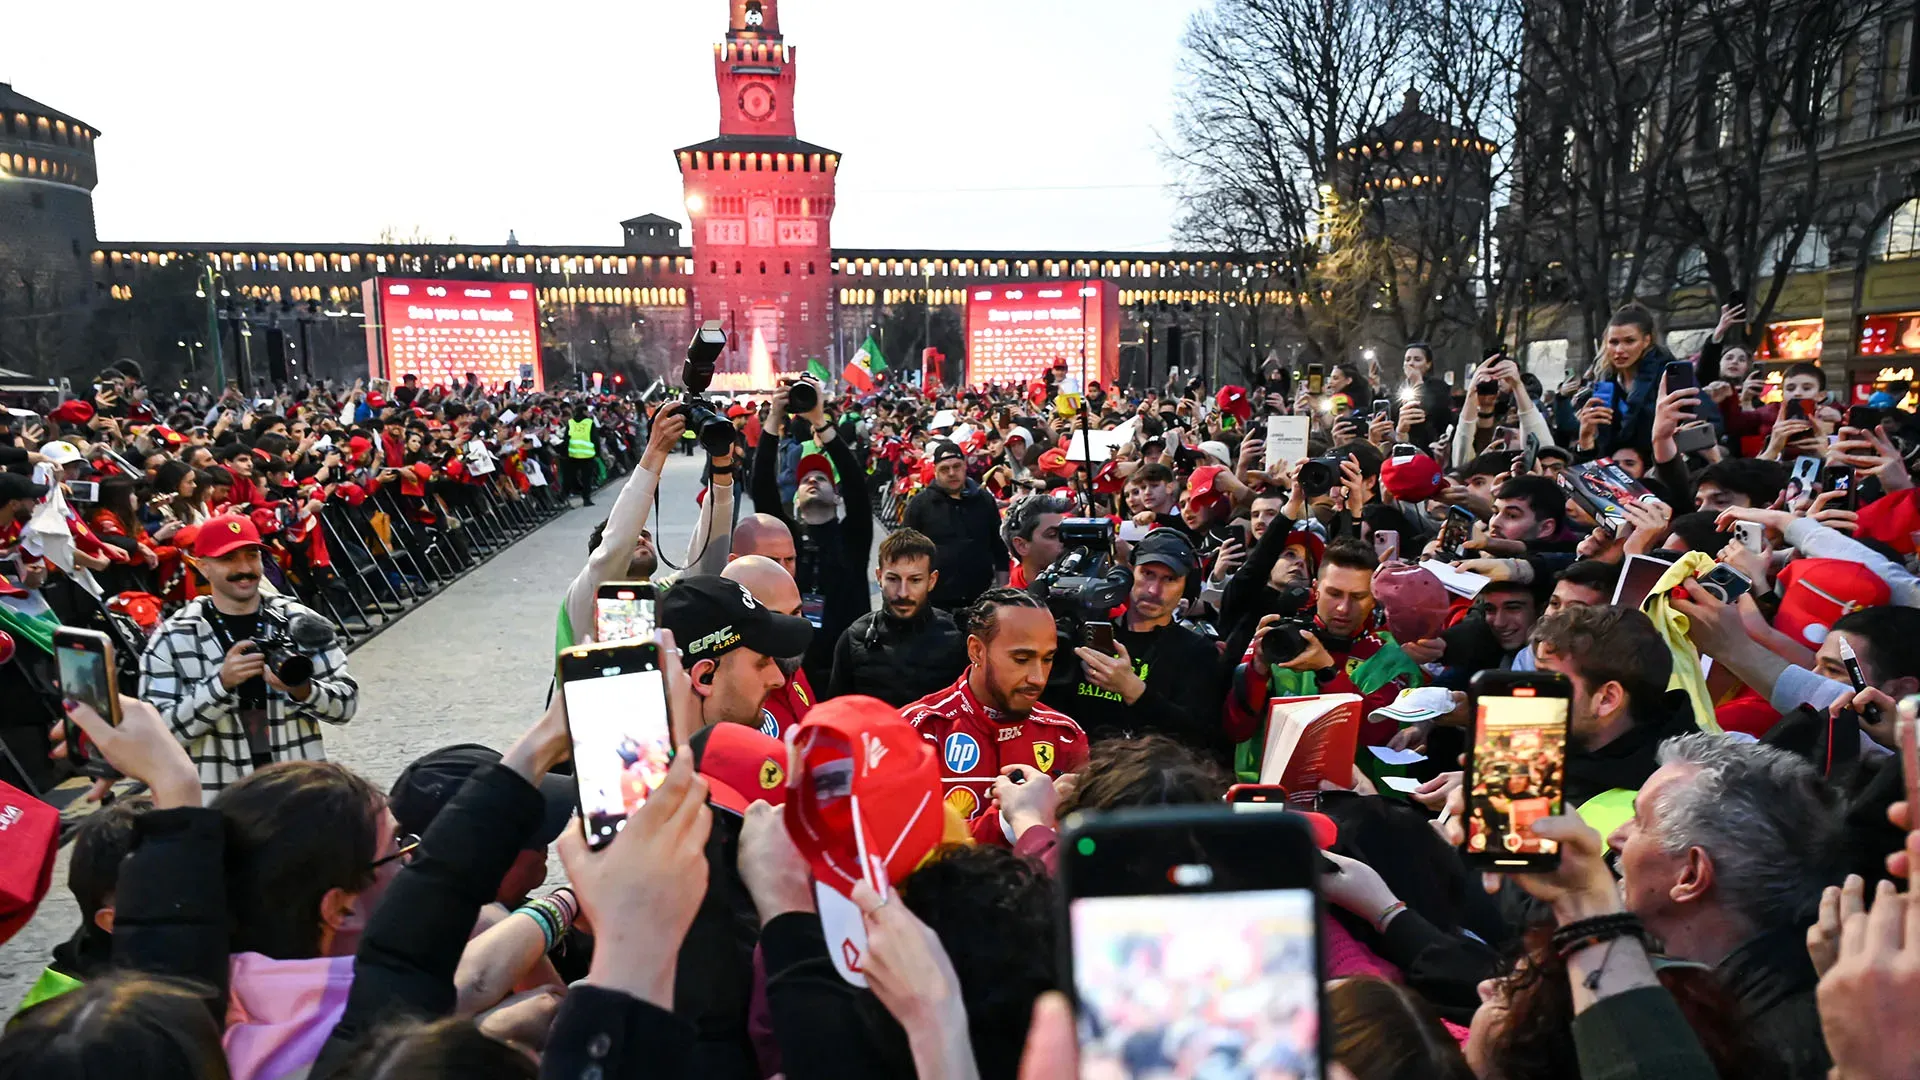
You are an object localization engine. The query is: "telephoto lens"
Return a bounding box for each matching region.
[788,379,819,416]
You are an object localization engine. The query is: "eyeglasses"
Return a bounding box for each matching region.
[371,833,421,869]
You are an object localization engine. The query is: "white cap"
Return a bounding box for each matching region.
[1198,440,1233,467]
[40,440,84,466]
[1369,686,1460,725]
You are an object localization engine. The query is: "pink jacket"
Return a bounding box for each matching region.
[223,952,354,1080]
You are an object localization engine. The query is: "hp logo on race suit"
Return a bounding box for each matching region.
[760,710,780,738]
[943,733,981,773]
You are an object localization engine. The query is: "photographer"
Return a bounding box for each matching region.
[140,513,358,794]
[750,379,873,692]
[1042,528,1223,753]
[1222,538,1425,780]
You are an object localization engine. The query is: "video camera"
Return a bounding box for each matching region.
[1032,518,1133,644]
[243,610,338,686]
[675,321,740,455]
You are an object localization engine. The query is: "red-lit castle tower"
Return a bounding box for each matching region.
[677,0,838,382]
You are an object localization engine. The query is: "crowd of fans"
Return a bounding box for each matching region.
[6,292,1920,1080]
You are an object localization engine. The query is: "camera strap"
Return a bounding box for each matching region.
[203,606,275,769]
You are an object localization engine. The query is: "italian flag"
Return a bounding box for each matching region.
[843,335,887,392]
[806,357,832,384]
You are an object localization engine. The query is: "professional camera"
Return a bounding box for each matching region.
[787,378,819,417]
[677,321,740,455]
[1296,457,1343,498]
[1255,582,1315,666]
[1032,518,1133,642]
[245,610,338,686]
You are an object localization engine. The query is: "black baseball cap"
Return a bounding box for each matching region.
[659,575,813,663]
[928,439,964,464]
[0,473,50,503]
[389,744,575,850]
[1132,527,1197,576]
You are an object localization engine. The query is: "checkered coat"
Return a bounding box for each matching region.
[139,595,358,793]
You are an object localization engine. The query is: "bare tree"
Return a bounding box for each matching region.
[1168,0,1414,362]
[1652,0,1892,332]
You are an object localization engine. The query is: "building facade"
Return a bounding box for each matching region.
[1514,3,1920,404]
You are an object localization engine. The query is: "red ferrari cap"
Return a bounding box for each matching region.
[1214,385,1252,423]
[785,695,943,899]
[1381,451,1445,502]
[1773,558,1891,647]
[691,722,789,813]
[192,513,265,559]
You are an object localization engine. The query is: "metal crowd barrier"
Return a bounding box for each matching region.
[297,461,610,651]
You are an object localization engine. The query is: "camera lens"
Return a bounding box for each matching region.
[1260,621,1308,666]
[1298,459,1337,497]
[275,654,315,686]
[788,381,819,415]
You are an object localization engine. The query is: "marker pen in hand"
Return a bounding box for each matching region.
[1838,637,1882,726]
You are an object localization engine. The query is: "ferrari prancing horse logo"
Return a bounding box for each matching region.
[1033,742,1055,772]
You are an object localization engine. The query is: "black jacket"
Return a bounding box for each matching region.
[108,805,230,1021]
[1042,619,1223,754]
[671,809,762,1080]
[1566,692,1699,808]
[1719,925,1830,1080]
[904,480,1007,611]
[751,432,873,692]
[827,605,969,707]
[760,911,912,1080]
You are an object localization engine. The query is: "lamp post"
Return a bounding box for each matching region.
[193,265,229,390]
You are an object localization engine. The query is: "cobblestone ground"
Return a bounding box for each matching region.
[0,453,754,1016]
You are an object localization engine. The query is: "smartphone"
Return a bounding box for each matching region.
[55,627,121,775]
[1085,621,1117,657]
[1371,400,1394,423]
[1590,381,1618,411]
[1821,465,1856,512]
[1663,362,1697,399]
[1734,520,1766,554]
[1305,363,1325,395]
[1463,669,1572,871]
[1728,288,1746,310]
[1437,506,1476,560]
[1847,405,1882,431]
[1373,529,1401,563]
[594,581,656,643]
[557,641,672,849]
[66,480,100,503]
[1062,806,1324,1079]
[1694,563,1753,604]
[1225,783,1291,807]
[1782,398,1812,423]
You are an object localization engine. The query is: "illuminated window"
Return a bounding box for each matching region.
[1870,201,1920,262]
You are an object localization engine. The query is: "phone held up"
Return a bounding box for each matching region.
[594,580,657,644]
[1062,806,1325,1079]
[1305,363,1325,395]
[1085,621,1118,657]
[557,640,673,850]
[1898,696,1920,821]
[1463,670,1572,871]
[1437,506,1476,561]
[54,627,121,777]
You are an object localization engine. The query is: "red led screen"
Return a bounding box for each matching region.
[364,277,543,391]
[964,280,1118,389]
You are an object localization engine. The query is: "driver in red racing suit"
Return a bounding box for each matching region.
[900,589,1086,845]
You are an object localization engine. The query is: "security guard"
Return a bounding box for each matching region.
[565,404,599,507]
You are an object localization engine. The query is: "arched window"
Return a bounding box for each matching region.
[1869,199,1920,262]
[1762,228,1830,274]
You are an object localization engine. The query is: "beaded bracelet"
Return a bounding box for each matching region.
[1550,912,1647,960]
[513,896,569,952]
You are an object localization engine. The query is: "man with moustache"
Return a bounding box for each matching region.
[721,554,818,737]
[141,513,359,794]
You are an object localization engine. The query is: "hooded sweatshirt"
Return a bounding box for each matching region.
[223,952,355,1080]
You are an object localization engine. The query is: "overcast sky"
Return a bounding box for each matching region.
[7,0,1201,252]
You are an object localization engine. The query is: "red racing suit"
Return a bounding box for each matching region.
[900,669,1088,845]
[758,667,817,740]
